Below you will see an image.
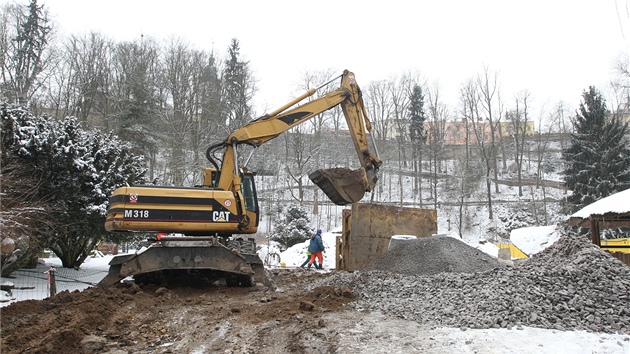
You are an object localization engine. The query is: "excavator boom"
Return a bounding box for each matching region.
[223,69,381,205]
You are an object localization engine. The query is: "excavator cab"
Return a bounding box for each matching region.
[203,167,219,187]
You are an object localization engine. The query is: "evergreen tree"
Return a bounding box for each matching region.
[1,0,53,105]
[222,38,254,133]
[199,52,223,138]
[408,84,427,199]
[409,85,427,145]
[271,204,313,250]
[563,86,630,212]
[111,39,161,160]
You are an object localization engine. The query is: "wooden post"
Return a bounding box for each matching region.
[47,266,56,297]
[590,219,601,246]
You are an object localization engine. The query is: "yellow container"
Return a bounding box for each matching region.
[281,262,286,268]
[601,238,630,253]
[494,243,528,259]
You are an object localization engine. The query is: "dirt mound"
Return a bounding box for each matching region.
[363,236,500,275]
[0,269,354,353]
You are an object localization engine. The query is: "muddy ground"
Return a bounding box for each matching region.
[3,266,627,354]
[1,269,378,354]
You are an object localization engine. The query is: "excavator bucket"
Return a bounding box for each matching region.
[309,167,370,205]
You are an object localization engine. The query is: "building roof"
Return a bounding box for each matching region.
[568,188,630,228]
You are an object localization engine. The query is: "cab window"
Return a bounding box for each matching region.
[241,174,258,212]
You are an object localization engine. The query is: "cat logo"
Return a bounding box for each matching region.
[212,211,231,222]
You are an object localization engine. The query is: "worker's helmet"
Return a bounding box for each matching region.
[317,228,322,233]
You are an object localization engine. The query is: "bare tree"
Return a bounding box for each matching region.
[426,82,449,209]
[363,80,392,141]
[363,79,393,202]
[187,48,220,179]
[294,69,336,212]
[0,0,54,106]
[460,79,478,171]
[531,105,557,225]
[505,90,531,196]
[473,67,504,219]
[283,127,318,203]
[452,79,481,231]
[56,32,112,121]
[161,37,200,186]
[610,51,630,119]
[548,101,572,197]
[478,66,504,195]
[298,69,337,134]
[0,163,55,277]
[447,150,478,238]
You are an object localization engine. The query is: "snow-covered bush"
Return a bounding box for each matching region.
[1,104,146,270]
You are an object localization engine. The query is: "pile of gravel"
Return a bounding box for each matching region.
[312,229,630,334]
[363,236,500,276]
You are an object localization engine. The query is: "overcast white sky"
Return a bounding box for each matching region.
[36,0,630,116]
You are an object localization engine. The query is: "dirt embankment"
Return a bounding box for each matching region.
[1,270,354,354]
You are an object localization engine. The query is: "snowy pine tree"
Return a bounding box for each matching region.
[563,86,630,212]
[408,84,427,200]
[271,204,313,250]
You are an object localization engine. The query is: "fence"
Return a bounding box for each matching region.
[0,263,109,307]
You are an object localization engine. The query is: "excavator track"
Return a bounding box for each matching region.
[309,167,368,205]
[97,239,267,288]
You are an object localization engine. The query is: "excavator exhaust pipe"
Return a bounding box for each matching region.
[309,167,374,206]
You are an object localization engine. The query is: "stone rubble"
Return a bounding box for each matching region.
[363,236,501,276]
[311,228,630,334]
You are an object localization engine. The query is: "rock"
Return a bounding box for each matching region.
[299,300,315,311]
[339,286,353,298]
[155,287,168,297]
[310,231,630,334]
[80,335,107,352]
[125,283,142,295]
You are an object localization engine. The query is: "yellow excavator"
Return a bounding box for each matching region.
[98,70,381,287]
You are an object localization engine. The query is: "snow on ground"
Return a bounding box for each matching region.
[0,254,113,306]
[1,227,629,353]
[259,231,339,269]
[511,225,561,256]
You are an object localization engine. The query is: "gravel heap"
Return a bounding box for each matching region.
[363,236,500,275]
[312,229,630,334]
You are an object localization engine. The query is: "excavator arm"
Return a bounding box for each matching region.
[216,69,381,205]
